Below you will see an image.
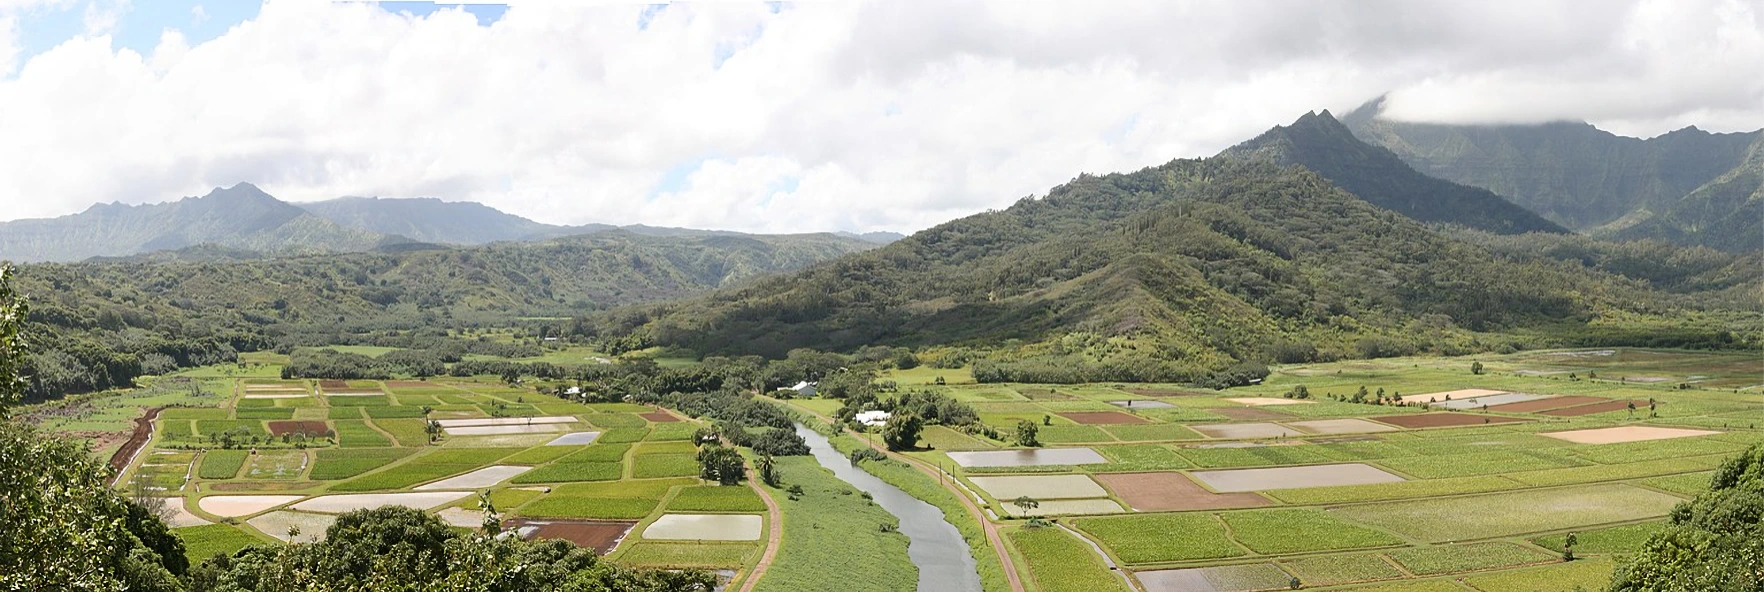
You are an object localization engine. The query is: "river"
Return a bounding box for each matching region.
[793,423,985,592]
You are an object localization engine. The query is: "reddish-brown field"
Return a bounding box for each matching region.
[1057,411,1149,425]
[1487,396,1608,413]
[510,520,635,554]
[1539,400,1645,417]
[1212,407,1290,421]
[318,380,349,390]
[267,420,329,436]
[108,407,163,478]
[1096,472,1271,511]
[639,411,680,423]
[1371,413,1528,429]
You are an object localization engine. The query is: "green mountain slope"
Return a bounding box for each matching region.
[9,230,876,400]
[1224,110,1566,235]
[1611,134,1764,252]
[0,184,393,262]
[617,157,1754,378]
[1342,98,1760,239]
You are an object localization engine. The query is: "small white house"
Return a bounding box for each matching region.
[564,386,583,397]
[789,381,817,397]
[855,410,891,427]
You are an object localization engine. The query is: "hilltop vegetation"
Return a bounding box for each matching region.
[5,231,873,403]
[612,156,1758,383]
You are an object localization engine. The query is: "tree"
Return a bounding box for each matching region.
[756,454,780,487]
[1014,420,1040,447]
[1561,531,1576,562]
[881,412,923,451]
[1284,385,1310,399]
[1471,361,1485,375]
[1042,414,1052,426]
[0,264,187,591]
[478,490,502,536]
[697,444,747,485]
[186,506,718,591]
[0,265,24,413]
[1012,496,1040,516]
[1610,443,1764,591]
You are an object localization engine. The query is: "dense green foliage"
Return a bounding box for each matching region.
[617,155,1759,382]
[6,228,870,402]
[1610,444,1764,591]
[186,506,716,591]
[0,265,188,591]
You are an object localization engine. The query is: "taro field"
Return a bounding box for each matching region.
[872,348,1762,592]
[108,375,771,587]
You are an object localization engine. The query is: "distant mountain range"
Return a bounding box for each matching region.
[1342,98,1762,252]
[0,185,903,263]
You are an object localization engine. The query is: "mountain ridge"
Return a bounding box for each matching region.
[1222,110,1568,235]
[1341,97,1761,250]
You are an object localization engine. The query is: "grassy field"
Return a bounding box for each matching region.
[1074,513,1244,564]
[1007,526,1131,592]
[175,524,267,565]
[751,456,917,592]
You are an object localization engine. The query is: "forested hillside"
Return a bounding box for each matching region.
[1610,134,1764,252]
[296,196,589,245]
[609,156,1758,383]
[5,231,874,402]
[1225,111,1566,235]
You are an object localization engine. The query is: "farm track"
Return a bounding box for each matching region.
[108,406,163,484]
[736,466,786,592]
[776,398,1027,592]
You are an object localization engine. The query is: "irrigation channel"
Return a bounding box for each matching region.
[793,423,985,592]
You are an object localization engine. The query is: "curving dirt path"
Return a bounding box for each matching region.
[108,406,163,485]
[775,398,1026,592]
[736,460,786,592]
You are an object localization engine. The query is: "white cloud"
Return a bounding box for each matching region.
[0,0,1759,234]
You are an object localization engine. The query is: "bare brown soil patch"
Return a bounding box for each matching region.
[509,519,635,554]
[1212,407,1289,421]
[318,380,349,389]
[108,407,163,479]
[1096,472,1271,512]
[1371,413,1528,429]
[1487,396,1608,413]
[1538,400,1645,417]
[268,420,329,436]
[1057,411,1149,425]
[639,411,680,423]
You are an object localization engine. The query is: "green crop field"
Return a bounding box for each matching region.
[309,448,415,480]
[1533,522,1664,555]
[1009,527,1131,592]
[1284,553,1404,586]
[1222,508,1405,554]
[1332,484,1685,543]
[1074,513,1243,564]
[175,524,266,565]
[666,485,767,512]
[1386,543,1553,575]
[619,542,756,568]
[197,450,249,479]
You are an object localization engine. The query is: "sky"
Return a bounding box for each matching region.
[0,0,1759,234]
